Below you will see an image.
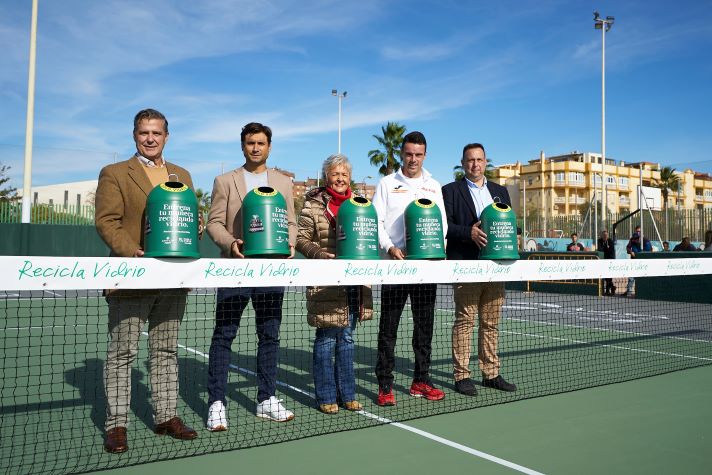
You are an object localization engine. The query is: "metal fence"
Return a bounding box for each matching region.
[2,201,710,244]
[521,208,712,243]
[0,202,95,225]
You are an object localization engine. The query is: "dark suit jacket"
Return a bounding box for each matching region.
[95,156,194,257]
[442,179,511,260]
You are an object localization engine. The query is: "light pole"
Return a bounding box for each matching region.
[21,0,39,223]
[361,175,372,197]
[331,89,347,153]
[594,11,614,236]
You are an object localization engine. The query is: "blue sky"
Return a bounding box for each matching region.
[1,0,711,193]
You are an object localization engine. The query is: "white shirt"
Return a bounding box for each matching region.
[371,168,447,258]
[242,169,269,192]
[135,154,165,168]
[465,176,494,218]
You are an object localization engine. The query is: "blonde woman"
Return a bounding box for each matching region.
[296,154,372,414]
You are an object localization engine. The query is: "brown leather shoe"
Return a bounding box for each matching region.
[104,427,128,453]
[154,417,198,440]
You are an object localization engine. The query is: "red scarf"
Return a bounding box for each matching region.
[324,186,352,229]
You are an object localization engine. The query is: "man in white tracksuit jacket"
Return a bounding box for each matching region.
[371,131,448,406]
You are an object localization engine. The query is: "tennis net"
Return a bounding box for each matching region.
[1,255,711,473]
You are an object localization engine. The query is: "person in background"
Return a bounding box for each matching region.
[597,229,616,295]
[95,108,199,454]
[704,230,712,251]
[662,241,670,251]
[566,233,584,252]
[624,227,652,297]
[673,237,698,252]
[296,154,373,414]
[205,122,297,431]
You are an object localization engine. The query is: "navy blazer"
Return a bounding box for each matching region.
[442,178,511,260]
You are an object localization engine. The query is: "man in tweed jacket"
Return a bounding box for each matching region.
[95,109,198,453]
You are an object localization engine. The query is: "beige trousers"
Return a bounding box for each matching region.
[452,282,505,381]
[104,290,187,430]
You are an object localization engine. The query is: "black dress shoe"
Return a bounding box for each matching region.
[482,375,517,392]
[455,378,477,396]
[154,417,198,440]
[104,427,128,453]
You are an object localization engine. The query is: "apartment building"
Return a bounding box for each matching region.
[490,151,712,217]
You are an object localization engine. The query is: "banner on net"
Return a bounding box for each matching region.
[0,256,710,291]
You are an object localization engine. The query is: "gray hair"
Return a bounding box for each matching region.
[321,153,352,181]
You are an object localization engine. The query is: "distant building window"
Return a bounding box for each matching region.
[555,172,565,182]
[33,192,38,204]
[606,176,616,185]
[64,190,69,208]
[620,177,629,187]
[569,172,584,183]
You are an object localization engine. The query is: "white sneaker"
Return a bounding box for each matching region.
[207,400,228,431]
[256,396,294,422]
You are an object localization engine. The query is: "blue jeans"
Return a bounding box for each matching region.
[313,287,359,405]
[208,287,284,405]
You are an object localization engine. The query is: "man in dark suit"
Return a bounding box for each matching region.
[442,143,517,397]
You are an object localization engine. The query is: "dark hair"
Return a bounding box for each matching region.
[241,122,272,144]
[571,233,578,238]
[402,131,427,152]
[462,143,485,158]
[133,109,168,134]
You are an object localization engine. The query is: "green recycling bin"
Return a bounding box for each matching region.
[336,196,379,259]
[479,202,519,260]
[242,186,290,257]
[144,181,200,258]
[405,198,446,260]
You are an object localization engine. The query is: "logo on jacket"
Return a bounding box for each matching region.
[391,185,407,193]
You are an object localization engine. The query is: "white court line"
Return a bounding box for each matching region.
[1,324,91,332]
[171,336,545,475]
[506,316,712,345]
[502,329,712,363]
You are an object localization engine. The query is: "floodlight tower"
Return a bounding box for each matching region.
[594,11,614,237]
[331,89,347,153]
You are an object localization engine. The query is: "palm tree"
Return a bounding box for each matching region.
[654,166,681,240]
[654,166,681,211]
[195,188,211,216]
[368,122,406,176]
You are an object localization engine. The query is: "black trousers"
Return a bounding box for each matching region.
[375,284,437,387]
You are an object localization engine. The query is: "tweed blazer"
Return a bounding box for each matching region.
[207,166,297,257]
[295,187,373,327]
[95,156,194,257]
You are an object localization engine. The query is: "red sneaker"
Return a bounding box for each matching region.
[409,381,445,401]
[377,385,396,406]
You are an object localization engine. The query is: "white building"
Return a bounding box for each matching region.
[26,180,98,207]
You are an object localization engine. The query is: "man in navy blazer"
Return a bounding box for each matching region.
[442,143,517,396]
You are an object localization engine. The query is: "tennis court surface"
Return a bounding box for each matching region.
[1,256,711,474]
